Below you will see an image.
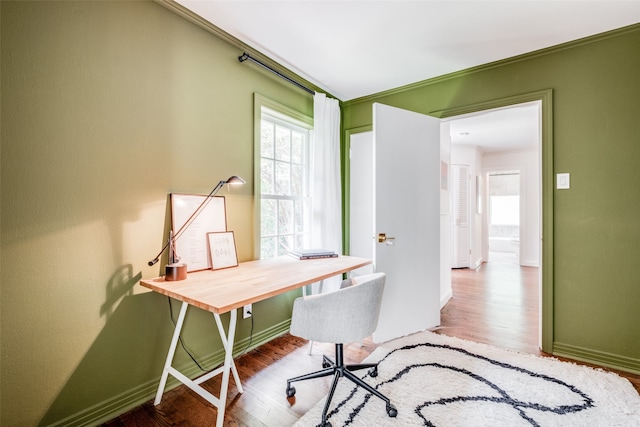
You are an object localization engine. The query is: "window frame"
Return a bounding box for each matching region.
[253,94,313,259]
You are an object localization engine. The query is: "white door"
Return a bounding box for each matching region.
[372,103,441,343]
[451,164,470,268]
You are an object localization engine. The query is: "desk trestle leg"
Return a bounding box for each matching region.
[154,302,189,406]
[213,312,243,394]
[153,302,243,427]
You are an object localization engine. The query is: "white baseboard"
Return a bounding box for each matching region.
[440,289,452,309]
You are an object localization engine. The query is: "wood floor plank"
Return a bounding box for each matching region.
[102,258,639,426]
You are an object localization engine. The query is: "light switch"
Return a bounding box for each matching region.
[557,173,570,189]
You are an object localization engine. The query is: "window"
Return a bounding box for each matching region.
[488,172,520,239]
[490,196,519,226]
[254,95,313,259]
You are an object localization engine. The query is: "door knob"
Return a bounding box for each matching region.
[377,233,395,245]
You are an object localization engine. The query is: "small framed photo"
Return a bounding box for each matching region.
[207,231,238,270]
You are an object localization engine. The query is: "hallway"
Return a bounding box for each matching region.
[441,259,540,355]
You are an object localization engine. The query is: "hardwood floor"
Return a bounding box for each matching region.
[103,256,640,426]
[439,252,541,355]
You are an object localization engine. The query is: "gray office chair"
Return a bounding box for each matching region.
[286,272,397,427]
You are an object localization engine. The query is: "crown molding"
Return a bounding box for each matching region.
[156,0,638,106]
[153,0,327,97]
[344,22,640,106]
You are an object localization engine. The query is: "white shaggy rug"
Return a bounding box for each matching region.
[294,331,640,426]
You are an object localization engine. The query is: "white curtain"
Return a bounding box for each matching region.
[311,92,342,291]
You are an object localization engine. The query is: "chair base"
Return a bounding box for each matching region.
[286,343,397,426]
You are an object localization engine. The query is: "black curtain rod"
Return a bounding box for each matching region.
[238,52,315,95]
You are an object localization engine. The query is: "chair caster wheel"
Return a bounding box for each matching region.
[369,366,378,377]
[386,403,398,417]
[286,385,296,398]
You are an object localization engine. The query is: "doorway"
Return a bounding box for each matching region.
[487,170,521,265]
[447,101,540,268]
[347,90,553,351]
[446,100,541,347]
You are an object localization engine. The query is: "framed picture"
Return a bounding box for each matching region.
[207,231,238,270]
[440,160,448,191]
[171,194,227,272]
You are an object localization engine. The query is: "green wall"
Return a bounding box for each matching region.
[0,1,315,425]
[342,25,640,374]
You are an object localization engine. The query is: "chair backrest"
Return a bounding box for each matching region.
[289,272,386,343]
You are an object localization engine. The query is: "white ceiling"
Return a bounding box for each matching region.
[447,102,540,152]
[174,0,639,152]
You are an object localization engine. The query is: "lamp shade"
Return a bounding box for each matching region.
[225,175,245,185]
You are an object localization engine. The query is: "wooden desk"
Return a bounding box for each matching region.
[141,255,371,427]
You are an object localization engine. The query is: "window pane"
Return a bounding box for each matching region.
[490,196,519,225]
[261,199,277,236]
[291,164,303,196]
[291,131,303,164]
[275,161,291,196]
[302,199,311,233]
[261,237,276,259]
[261,120,274,158]
[278,235,293,255]
[261,159,274,195]
[278,199,293,235]
[294,200,304,233]
[275,125,291,162]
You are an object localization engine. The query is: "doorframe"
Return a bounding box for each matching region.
[343,124,372,255]
[342,89,553,353]
[431,89,553,353]
[484,167,526,266]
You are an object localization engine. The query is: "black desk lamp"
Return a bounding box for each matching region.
[148,175,245,281]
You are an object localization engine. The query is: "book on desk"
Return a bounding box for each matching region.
[288,249,338,260]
